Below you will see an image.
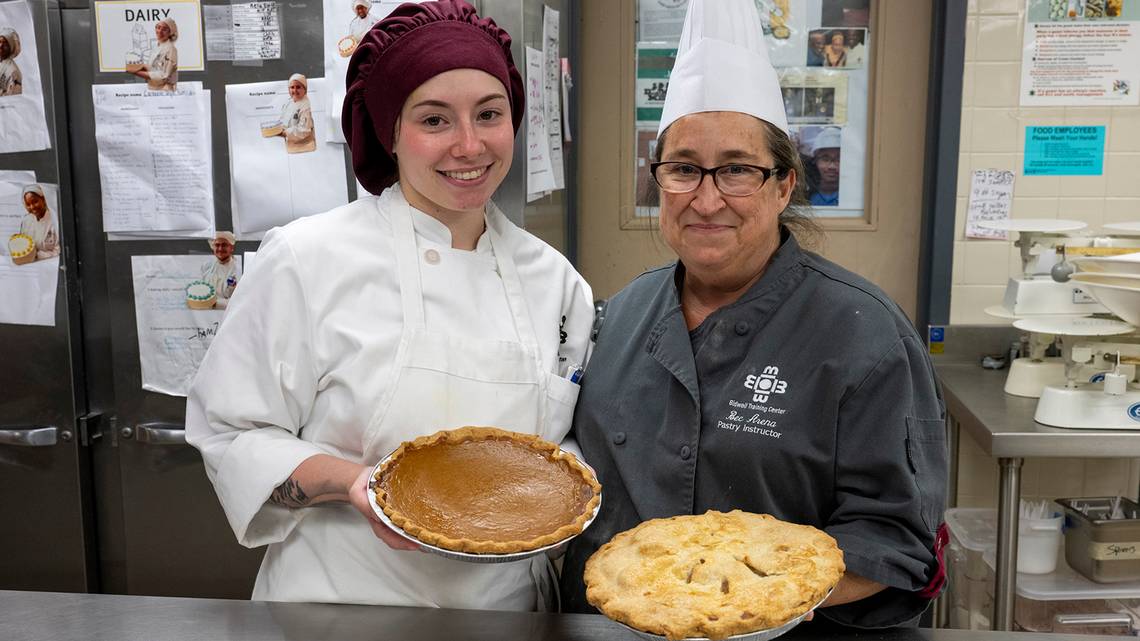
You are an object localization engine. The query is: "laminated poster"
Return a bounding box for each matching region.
[0,174,59,327]
[0,0,51,153]
[94,0,205,81]
[132,254,242,396]
[1021,0,1140,106]
[225,77,348,238]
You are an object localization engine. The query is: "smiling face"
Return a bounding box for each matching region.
[155,22,171,43]
[393,68,514,220]
[808,32,825,53]
[658,112,795,288]
[212,238,234,262]
[23,191,46,218]
[288,80,306,101]
[829,33,845,50]
[814,147,840,192]
[354,5,369,18]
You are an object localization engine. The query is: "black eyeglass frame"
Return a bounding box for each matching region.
[649,161,789,196]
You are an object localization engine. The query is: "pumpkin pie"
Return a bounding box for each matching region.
[372,426,602,554]
[584,510,844,640]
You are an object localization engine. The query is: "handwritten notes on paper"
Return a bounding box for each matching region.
[525,46,555,201]
[543,6,564,190]
[93,84,215,235]
[966,169,1015,240]
[131,254,240,396]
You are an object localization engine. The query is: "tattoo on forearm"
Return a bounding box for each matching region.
[270,477,311,508]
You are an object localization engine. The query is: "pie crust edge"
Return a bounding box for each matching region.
[372,426,602,555]
[583,510,846,640]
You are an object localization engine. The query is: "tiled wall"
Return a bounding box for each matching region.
[951,0,1140,326]
[951,0,1140,508]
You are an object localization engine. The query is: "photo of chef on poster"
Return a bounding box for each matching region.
[260,74,316,154]
[186,231,241,310]
[125,16,179,91]
[0,0,50,153]
[337,0,380,57]
[791,125,842,207]
[0,175,59,326]
[226,77,348,237]
[94,0,204,78]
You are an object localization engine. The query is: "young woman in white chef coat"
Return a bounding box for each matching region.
[186,0,593,610]
[129,18,177,91]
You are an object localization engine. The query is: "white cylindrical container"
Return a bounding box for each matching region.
[1018,512,1064,574]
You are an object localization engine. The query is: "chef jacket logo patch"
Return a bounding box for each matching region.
[745,366,787,403]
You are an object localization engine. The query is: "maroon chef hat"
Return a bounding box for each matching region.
[343,0,525,195]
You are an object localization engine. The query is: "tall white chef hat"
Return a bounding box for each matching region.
[657,0,788,138]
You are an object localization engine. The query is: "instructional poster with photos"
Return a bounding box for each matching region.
[0,173,60,326]
[0,0,51,153]
[131,253,242,396]
[634,0,871,219]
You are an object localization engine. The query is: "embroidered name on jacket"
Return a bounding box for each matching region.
[716,366,788,439]
[745,366,787,403]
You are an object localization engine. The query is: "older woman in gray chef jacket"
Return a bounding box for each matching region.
[560,0,947,628]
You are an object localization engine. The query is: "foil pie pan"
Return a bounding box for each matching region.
[613,588,833,641]
[367,449,601,564]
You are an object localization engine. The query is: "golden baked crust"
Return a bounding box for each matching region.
[372,426,602,554]
[584,510,845,640]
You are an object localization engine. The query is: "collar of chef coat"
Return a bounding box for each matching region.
[381,183,494,254]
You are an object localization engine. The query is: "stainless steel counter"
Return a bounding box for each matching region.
[0,590,1122,641]
[937,364,1140,458]
[937,362,1140,633]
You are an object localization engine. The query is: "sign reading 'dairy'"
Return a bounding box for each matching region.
[1024,126,1106,176]
[94,0,204,73]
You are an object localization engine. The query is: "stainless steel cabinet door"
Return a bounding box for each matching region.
[58,4,267,598]
[0,1,95,593]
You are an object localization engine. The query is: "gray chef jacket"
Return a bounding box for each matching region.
[560,229,947,628]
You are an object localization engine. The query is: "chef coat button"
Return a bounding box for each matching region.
[680,445,691,459]
[612,431,626,445]
[424,249,441,265]
[734,321,750,336]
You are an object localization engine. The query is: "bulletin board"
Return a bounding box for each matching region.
[625,0,878,230]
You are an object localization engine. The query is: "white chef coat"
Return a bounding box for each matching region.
[0,58,21,96]
[146,41,178,91]
[349,15,379,41]
[185,185,594,608]
[281,97,313,140]
[200,257,240,309]
[20,211,59,259]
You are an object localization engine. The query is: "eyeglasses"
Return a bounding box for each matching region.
[649,161,785,197]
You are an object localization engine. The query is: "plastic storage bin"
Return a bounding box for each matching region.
[944,507,1140,635]
[944,508,996,630]
[1058,497,1140,584]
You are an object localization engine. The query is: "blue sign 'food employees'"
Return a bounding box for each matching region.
[1128,402,1140,423]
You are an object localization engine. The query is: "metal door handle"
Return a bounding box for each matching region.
[0,426,59,447]
[134,423,187,445]
[1054,613,1134,630]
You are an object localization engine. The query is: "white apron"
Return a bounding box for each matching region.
[252,197,566,610]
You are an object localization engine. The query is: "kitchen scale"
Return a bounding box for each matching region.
[1014,317,1140,429]
[979,220,1140,398]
